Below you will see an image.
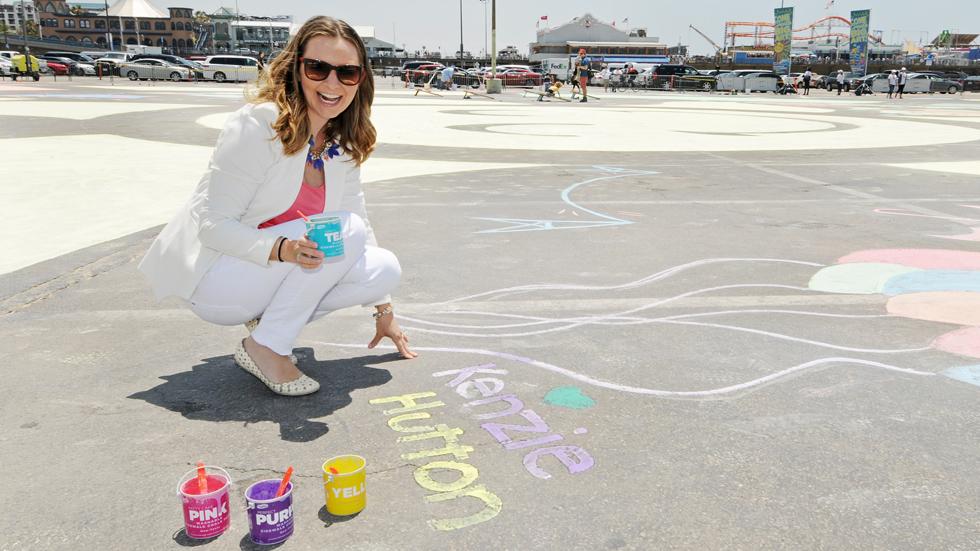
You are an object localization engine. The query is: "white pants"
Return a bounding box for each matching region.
[188,212,401,355]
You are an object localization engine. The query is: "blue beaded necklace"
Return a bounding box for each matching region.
[306,137,341,171]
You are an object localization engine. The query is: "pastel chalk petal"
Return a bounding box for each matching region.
[942,365,980,388]
[882,270,980,296]
[933,327,980,359]
[808,263,919,294]
[887,292,980,325]
[838,249,980,270]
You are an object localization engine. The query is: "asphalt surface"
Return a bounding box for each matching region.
[1,77,979,550]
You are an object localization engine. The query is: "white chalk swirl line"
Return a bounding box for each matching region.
[440,257,825,304]
[306,341,935,398]
[400,318,927,354]
[401,309,889,329]
[411,284,815,337]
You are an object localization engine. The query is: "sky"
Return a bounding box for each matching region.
[190,1,979,56]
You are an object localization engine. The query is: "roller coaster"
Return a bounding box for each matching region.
[722,16,883,51]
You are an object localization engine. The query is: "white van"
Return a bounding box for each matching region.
[200,55,260,82]
[540,57,572,79]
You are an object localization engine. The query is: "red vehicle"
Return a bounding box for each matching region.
[45,60,69,75]
[403,63,444,85]
[494,67,542,86]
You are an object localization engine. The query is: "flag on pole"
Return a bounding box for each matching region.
[540,15,548,20]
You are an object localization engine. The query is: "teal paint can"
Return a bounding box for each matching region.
[306,215,345,262]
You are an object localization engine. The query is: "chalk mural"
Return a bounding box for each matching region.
[474,166,655,233]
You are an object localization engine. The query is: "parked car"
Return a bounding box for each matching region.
[906,73,961,94]
[785,72,823,86]
[825,71,857,91]
[38,55,82,76]
[130,53,203,78]
[964,74,980,92]
[403,63,443,84]
[644,64,716,90]
[118,58,191,81]
[199,55,260,82]
[43,59,69,75]
[46,51,99,66]
[397,60,442,77]
[0,56,13,77]
[495,67,542,86]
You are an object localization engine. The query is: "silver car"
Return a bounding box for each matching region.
[119,58,190,82]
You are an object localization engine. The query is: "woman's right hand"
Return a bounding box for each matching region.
[284,236,324,269]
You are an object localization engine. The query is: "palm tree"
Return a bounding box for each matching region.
[192,11,213,52]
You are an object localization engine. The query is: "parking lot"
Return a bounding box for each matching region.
[2,78,979,549]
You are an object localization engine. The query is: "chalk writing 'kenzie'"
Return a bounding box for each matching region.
[433,363,595,479]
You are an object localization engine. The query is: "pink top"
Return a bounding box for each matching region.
[258,181,326,228]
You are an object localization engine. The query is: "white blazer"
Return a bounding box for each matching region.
[138,102,379,301]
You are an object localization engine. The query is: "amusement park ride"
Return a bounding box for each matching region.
[691,15,884,56]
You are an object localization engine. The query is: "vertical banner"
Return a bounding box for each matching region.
[849,9,870,76]
[773,7,793,76]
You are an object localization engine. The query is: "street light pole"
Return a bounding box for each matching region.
[103,0,112,50]
[482,0,487,60]
[20,1,31,75]
[485,0,501,93]
[491,0,496,73]
[458,0,463,62]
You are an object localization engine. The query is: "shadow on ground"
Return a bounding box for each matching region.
[130,349,398,442]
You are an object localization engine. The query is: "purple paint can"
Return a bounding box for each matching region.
[245,479,295,545]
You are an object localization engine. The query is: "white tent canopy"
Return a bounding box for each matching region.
[106,0,168,19]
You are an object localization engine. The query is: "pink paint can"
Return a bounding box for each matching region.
[176,466,232,539]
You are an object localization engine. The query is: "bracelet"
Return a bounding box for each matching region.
[372,306,393,320]
[276,237,286,262]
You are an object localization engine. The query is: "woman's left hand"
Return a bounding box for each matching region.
[368,308,418,359]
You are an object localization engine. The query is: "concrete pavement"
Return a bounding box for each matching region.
[1,78,979,549]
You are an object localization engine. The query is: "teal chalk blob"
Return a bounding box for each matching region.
[544,386,596,409]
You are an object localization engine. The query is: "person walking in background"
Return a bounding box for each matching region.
[801,68,812,95]
[573,48,591,103]
[835,70,845,95]
[441,64,455,90]
[887,69,898,99]
[898,67,908,99]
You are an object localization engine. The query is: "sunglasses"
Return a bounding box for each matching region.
[298,57,365,85]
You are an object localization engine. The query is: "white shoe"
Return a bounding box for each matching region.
[244,318,298,365]
[234,339,320,396]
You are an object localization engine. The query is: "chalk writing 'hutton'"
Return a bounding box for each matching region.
[370,391,502,531]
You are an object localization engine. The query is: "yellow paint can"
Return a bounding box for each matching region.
[322,455,367,516]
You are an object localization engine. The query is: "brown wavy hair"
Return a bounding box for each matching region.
[249,16,375,166]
